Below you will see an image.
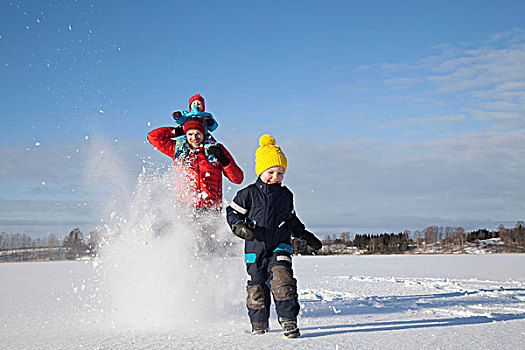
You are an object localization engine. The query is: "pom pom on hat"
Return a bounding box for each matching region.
[259,134,275,147]
[255,134,287,176]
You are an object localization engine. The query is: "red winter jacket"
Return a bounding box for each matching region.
[147,126,244,210]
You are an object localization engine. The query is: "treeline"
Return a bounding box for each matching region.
[3,221,524,260]
[0,232,61,250]
[0,228,99,261]
[312,221,525,255]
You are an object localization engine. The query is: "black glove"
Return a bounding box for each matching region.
[302,230,322,250]
[203,114,214,127]
[232,221,255,241]
[172,125,184,137]
[207,145,230,166]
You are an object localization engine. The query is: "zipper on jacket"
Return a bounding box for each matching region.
[196,151,202,207]
[263,183,270,240]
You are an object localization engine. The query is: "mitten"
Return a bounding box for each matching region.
[301,230,322,250]
[207,145,230,166]
[232,221,255,241]
[173,125,184,137]
[203,115,214,128]
[172,111,183,121]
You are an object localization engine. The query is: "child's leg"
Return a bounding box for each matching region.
[245,243,271,327]
[268,248,301,337]
[268,249,300,320]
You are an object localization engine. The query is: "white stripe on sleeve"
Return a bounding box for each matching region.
[229,200,248,215]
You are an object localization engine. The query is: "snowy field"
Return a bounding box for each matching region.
[1,254,524,350]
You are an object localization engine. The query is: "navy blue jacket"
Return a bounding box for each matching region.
[227,178,305,250]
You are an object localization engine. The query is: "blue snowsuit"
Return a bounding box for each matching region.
[226,177,305,323]
[173,107,219,133]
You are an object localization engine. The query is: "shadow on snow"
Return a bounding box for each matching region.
[297,287,525,337]
[299,313,525,338]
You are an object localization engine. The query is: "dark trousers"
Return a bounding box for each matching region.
[245,241,300,323]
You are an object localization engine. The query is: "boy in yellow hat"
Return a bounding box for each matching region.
[226,134,322,338]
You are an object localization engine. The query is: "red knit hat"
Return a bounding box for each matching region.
[188,93,205,111]
[183,117,206,135]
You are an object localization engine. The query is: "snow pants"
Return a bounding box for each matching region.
[244,241,300,323]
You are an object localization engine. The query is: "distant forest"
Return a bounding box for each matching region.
[1,222,524,261]
[305,221,525,255]
[0,228,97,261]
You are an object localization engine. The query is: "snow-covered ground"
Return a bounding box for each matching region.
[1,254,524,349]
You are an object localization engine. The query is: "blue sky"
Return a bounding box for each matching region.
[1,0,524,237]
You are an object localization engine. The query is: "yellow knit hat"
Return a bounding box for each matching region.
[255,134,287,176]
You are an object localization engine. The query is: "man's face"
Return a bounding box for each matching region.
[186,129,204,149]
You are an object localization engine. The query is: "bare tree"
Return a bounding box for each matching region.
[0,232,7,250]
[63,228,88,259]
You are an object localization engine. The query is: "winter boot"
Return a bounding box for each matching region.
[251,321,269,335]
[278,317,300,338]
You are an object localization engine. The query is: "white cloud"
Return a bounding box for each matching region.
[360,29,525,130]
[388,114,468,128]
[383,76,423,88]
[275,128,525,234]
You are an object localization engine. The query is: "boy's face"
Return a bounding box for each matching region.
[186,129,204,149]
[260,165,285,184]
[190,99,204,111]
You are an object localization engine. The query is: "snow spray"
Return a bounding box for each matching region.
[83,139,245,329]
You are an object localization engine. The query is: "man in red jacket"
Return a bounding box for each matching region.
[147,116,244,253]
